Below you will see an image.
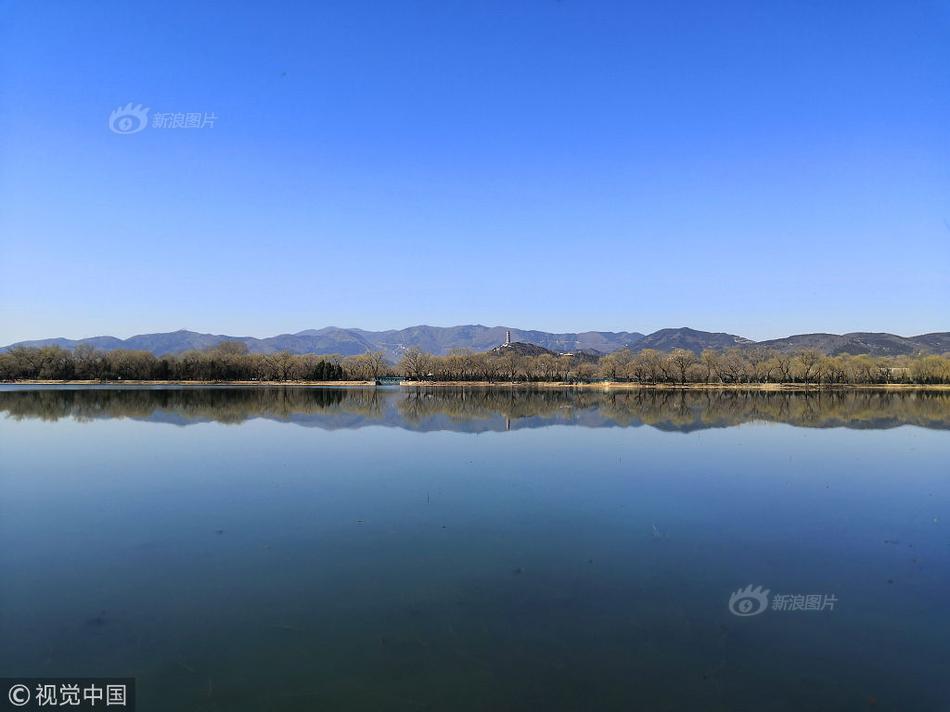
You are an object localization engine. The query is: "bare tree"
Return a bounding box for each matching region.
[476,353,502,382]
[775,353,794,383]
[497,349,523,381]
[668,349,697,385]
[716,350,747,383]
[699,350,719,384]
[366,351,387,379]
[745,348,774,383]
[262,351,296,381]
[399,347,432,380]
[601,348,634,381]
[795,350,821,384]
[636,350,664,385]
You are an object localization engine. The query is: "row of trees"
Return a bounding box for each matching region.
[395,346,950,385]
[2,342,949,385]
[0,343,347,382]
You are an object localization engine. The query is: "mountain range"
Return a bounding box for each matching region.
[3,326,948,359]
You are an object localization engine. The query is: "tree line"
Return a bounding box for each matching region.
[2,342,949,385]
[0,342,347,382]
[394,346,950,385]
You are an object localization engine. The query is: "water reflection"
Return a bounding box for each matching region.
[1,385,948,431]
[2,385,949,710]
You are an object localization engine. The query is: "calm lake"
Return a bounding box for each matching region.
[1,386,948,711]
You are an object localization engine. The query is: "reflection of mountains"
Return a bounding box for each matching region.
[2,386,949,432]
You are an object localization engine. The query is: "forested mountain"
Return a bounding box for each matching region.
[3,326,947,358]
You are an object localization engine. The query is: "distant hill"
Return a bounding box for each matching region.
[489,342,558,357]
[910,333,950,353]
[2,326,947,359]
[634,327,753,353]
[754,332,941,356]
[8,335,128,351]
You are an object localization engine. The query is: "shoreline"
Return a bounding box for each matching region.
[400,381,950,391]
[4,380,949,391]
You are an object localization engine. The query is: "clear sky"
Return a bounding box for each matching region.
[1,0,948,344]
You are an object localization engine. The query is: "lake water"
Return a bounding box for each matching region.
[1,386,948,711]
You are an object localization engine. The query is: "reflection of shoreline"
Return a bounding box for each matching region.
[6,380,950,392]
[400,381,950,391]
[4,380,375,387]
[1,387,949,432]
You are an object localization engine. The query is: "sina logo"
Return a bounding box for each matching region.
[109,103,150,134]
[728,585,770,616]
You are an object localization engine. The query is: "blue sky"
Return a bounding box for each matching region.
[1,0,948,344]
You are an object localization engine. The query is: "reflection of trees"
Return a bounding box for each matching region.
[0,387,383,425]
[395,388,603,425]
[0,387,948,431]
[594,389,950,431]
